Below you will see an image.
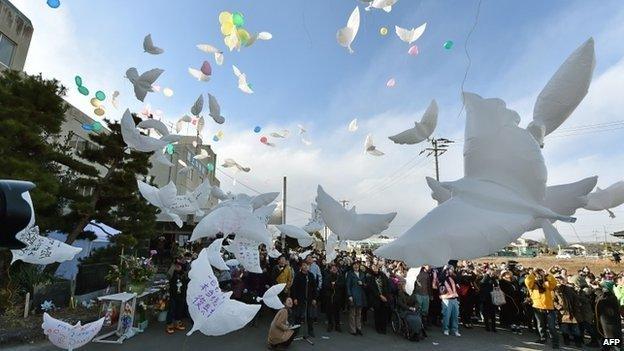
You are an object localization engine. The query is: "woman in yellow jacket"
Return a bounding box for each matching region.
[525,268,559,349]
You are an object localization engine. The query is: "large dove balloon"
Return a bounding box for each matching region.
[365,0,397,12]
[254,204,278,225]
[337,6,360,54]
[121,109,180,152]
[232,65,254,94]
[190,205,272,246]
[364,134,384,156]
[316,185,396,241]
[583,181,624,218]
[137,180,210,227]
[143,34,164,55]
[42,313,105,351]
[207,238,229,271]
[227,237,262,274]
[275,224,314,247]
[375,92,578,267]
[388,100,438,145]
[222,158,250,172]
[12,226,82,265]
[394,23,427,45]
[125,67,164,102]
[137,118,170,137]
[187,249,260,336]
[527,38,595,147]
[208,94,226,124]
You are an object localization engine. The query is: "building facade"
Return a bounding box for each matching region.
[0,0,32,71]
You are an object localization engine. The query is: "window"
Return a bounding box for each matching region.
[0,34,16,68]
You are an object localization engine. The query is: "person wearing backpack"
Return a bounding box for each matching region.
[480,269,502,332]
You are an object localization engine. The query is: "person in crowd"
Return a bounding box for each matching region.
[439,265,461,337]
[359,263,371,326]
[396,278,426,341]
[166,263,187,334]
[291,261,318,338]
[553,275,582,347]
[480,269,500,333]
[525,268,559,348]
[346,261,367,336]
[305,255,322,321]
[571,274,599,347]
[367,263,391,334]
[612,275,624,310]
[414,264,433,326]
[499,270,523,334]
[271,256,294,298]
[595,287,623,350]
[267,297,298,350]
[457,267,478,329]
[322,263,345,332]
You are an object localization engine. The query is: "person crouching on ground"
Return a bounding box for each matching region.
[166,262,187,334]
[268,297,299,350]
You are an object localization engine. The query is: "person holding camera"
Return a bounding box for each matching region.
[525,268,559,348]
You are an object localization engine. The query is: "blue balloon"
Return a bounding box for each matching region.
[82,123,93,131]
[47,0,60,8]
[254,126,261,133]
[213,135,219,142]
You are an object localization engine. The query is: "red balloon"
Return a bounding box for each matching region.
[260,136,268,144]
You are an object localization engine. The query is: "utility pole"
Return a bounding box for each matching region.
[339,200,349,208]
[281,176,287,250]
[420,137,454,181]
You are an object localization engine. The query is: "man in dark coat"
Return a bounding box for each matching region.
[595,288,622,350]
[322,263,345,332]
[291,262,318,337]
[166,263,188,334]
[367,264,391,334]
[346,261,367,336]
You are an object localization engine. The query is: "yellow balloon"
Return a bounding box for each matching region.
[218,11,233,24]
[221,21,235,36]
[380,27,388,36]
[224,33,239,51]
[90,98,101,108]
[236,28,250,46]
[217,130,224,138]
[94,108,105,116]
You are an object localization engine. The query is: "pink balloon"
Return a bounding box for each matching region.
[200,61,212,76]
[386,78,396,88]
[260,136,268,144]
[408,45,419,56]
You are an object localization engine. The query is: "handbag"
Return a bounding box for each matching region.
[491,287,507,306]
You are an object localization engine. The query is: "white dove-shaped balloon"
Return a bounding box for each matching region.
[121,109,181,152]
[125,67,164,102]
[190,205,272,246]
[325,233,339,262]
[375,92,578,267]
[348,118,358,132]
[389,100,438,145]
[11,225,82,265]
[275,224,314,247]
[187,249,260,336]
[42,313,105,351]
[188,67,210,82]
[394,23,427,45]
[137,180,210,228]
[143,34,164,55]
[302,202,325,234]
[364,134,384,156]
[298,249,313,260]
[197,44,224,66]
[583,181,624,218]
[208,94,226,124]
[256,283,285,310]
[207,238,229,271]
[232,65,253,94]
[337,6,360,54]
[137,118,170,137]
[270,130,290,138]
[527,38,595,147]
[245,31,273,48]
[316,185,397,241]
[365,0,397,12]
[254,204,278,225]
[111,91,120,109]
[222,158,250,172]
[228,237,262,274]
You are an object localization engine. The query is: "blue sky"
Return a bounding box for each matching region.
[14,0,624,241]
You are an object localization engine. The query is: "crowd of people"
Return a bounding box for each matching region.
[162,241,624,350]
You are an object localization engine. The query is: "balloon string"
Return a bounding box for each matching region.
[301,0,313,48]
[456,0,483,118]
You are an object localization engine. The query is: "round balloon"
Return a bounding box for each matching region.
[386,78,396,88]
[219,11,233,24]
[166,144,175,155]
[254,126,261,133]
[95,91,106,101]
[260,136,268,144]
[236,28,251,46]
[92,121,102,132]
[94,108,105,116]
[90,98,101,108]
[74,75,83,87]
[206,163,215,172]
[81,123,93,131]
[408,45,419,56]
[78,86,89,96]
[221,22,235,36]
[213,135,219,142]
[201,61,212,76]
[380,27,388,36]
[443,40,454,50]
[232,12,244,27]
[216,130,224,138]
[47,0,60,8]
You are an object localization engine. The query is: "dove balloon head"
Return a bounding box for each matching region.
[0,180,35,249]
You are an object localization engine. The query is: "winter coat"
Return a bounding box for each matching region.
[323,271,345,306]
[553,284,580,324]
[291,271,318,304]
[595,289,623,339]
[396,290,419,318]
[525,273,557,310]
[366,272,391,307]
[268,308,294,345]
[345,270,367,307]
[414,268,432,296]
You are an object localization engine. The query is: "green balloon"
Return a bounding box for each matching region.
[75,75,83,87]
[78,86,89,96]
[232,12,244,27]
[443,40,454,50]
[92,121,102,132]
[166,144,175,155]
[95,91,106,101]
[206,163,215,172]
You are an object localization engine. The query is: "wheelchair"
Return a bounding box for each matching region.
[391,308,426,341]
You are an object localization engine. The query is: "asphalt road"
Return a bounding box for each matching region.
[7,312,593,351]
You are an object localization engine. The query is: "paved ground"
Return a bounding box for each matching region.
[6,314,593,351]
